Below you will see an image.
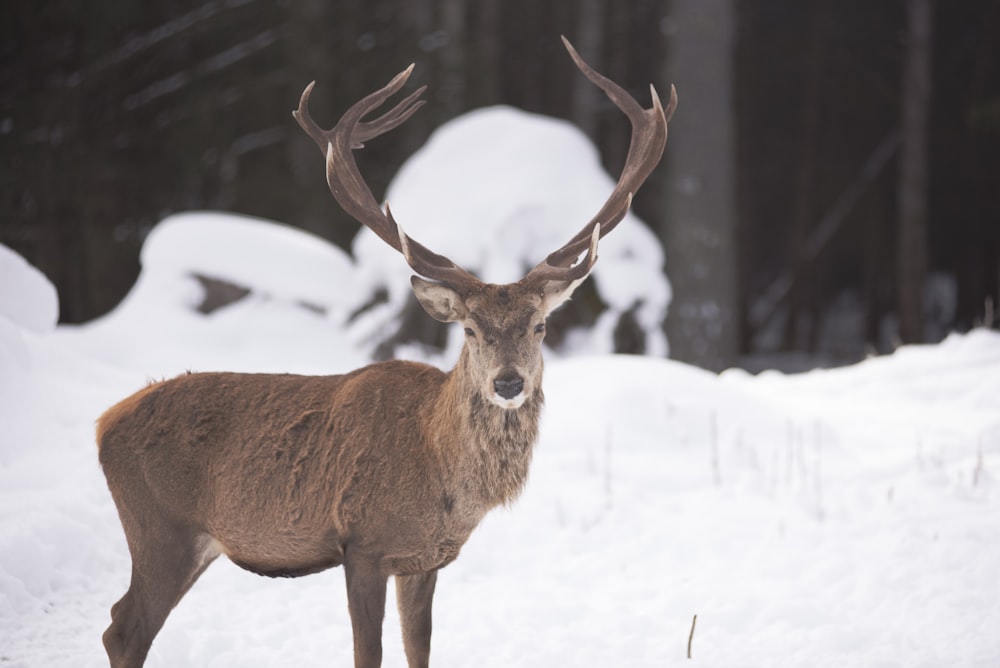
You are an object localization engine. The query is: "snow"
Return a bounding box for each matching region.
[1,103,998,665]
[0,244,59,334]
[2,224,998,667]
[51,212,367,379]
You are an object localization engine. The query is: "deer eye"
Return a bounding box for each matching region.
[464,327,476,338]
[534,323,545,334]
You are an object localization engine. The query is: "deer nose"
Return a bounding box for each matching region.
[493,372,524,400]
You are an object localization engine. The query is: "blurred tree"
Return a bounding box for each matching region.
[933,0,1000,332]
[897,0,933,343]
[784,0,833,352]
[568,0,604,138]
[660,0,741,371]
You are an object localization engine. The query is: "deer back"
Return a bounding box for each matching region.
[96,362,504,576]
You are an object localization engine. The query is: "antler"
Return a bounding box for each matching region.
[523,36,676,288]
[293,66,481,291]
[295,37,675,294]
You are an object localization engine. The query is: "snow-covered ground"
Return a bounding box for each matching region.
[2,215,998,666]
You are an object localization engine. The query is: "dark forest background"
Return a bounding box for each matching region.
[2,0,998,371]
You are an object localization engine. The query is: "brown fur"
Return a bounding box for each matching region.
[98,362,538,575]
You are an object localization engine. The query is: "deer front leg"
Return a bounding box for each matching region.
[344,554,388,668]
[396,571,437,668]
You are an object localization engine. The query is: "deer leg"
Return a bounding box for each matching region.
[103,509,219,668]
[344,554,388,668]
[395,570,437,668]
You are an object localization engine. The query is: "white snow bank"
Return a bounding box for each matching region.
[53,213,367,378]
[138,211,356,312]
[0,243,59,333]
[736,328,1000,448]
[0,246,62,401]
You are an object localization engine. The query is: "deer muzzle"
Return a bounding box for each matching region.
[493,371,525,402]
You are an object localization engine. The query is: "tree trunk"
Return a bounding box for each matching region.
[439,0,467,115]
[569,0,605,138]
[896,0,933,343]
[783,0,831,352]
[661,0,740,371]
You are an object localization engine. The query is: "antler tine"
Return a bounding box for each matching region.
[524,37,675,286]
[524,223,602,286]
[387,203,481,287]
[294,67,481,291]
[294,65,420,155]
[354,85,428,146]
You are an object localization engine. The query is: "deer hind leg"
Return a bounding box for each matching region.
[103,507,221,668]
[396,571,437,668]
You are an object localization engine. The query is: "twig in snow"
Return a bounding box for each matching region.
[915,432,924,470]
[814,420,825,521]
[687,613,698,659]
[604,423,613,509]
[710,411,721,487]
[786,419,795,486]
[973,434,984,487]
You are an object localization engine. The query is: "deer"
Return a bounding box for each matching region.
[96,36,676,668]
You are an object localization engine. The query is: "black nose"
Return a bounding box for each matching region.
[493,373,524,399]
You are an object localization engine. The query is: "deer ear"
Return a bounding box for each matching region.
[541,274,590,316]
[411,276,468,323]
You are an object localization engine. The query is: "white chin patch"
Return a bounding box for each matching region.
[490,393,527,410]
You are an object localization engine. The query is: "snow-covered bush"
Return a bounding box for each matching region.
[350,105,670,361]
[53,213,368,377]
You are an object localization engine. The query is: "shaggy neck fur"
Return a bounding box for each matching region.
[437,348,543,509]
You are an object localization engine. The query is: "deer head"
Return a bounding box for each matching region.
[294,36,676,410]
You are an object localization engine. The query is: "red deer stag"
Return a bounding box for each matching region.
[97,36,676,668]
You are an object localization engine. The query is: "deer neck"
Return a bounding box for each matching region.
[434,348,543,510]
